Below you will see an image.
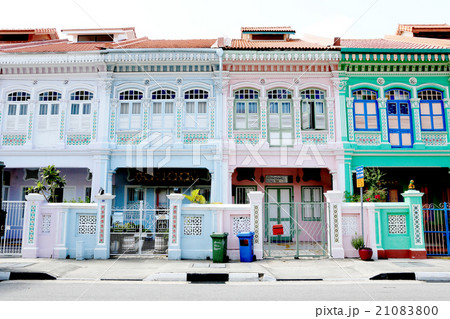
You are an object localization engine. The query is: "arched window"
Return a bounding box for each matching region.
[151,89,176,130]
[418,89,445,131]
[234,89,259,130]
[38,91,61,130]
[352,89,379,131]
[385,89,412,148]
[184,89,209,129]
[267,89,293,146]
[118,90,143,130]
[300,89,326,130]
[69,91,93,131]
[6,91,30,131]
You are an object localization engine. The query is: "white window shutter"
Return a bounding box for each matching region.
[248,113,259,129]
[130,114,141,130]
[301,102,311,129]
[315,114,326,129]
[197,114,208,128]
[118,114,129,130]
[81,115,91,130]
[235,114,246,129]
[38,116,48,130]
[6,116,17,130]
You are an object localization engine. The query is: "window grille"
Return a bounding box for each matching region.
[78,215,97,235]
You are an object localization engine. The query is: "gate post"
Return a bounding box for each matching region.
[247,191,264,260]
[401,190,427,258]
[324,190,345,258]
[94,193,115,259]
[167,193,184,260]
[22,193,46,258]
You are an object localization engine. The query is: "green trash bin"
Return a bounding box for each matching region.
[210,232,228,263]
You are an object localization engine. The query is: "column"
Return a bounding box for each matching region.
[24,99,37,149]
[324,190,345,258]
[293,97,301,142]
[93,193,115,259]
[444,98,450,143]
[410,98,425,148]
[95,78,113,148]
[0,100,4,149]
[53,206,69,259]
[345,97,355,142]
[57,99,68,148]
[22,193,46,258]
[326,97,336,142]
[167,193,184,260]
[175,97,183,143]
[247,191,264,260]
[401,189,427,258]
[90,152,110,197]
[259,97,268,142]
[377,97,389,145]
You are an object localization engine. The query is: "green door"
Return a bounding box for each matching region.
[266,187,293,241]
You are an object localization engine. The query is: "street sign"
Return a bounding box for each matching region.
[356,166,364,188]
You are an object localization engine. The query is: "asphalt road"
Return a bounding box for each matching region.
[1,280,450,301]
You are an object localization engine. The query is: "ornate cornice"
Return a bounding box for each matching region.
[223,50,340,62]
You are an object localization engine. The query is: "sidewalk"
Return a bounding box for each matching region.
[1,257,450,282]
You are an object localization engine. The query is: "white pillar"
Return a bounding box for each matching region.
[324,190,345,258]
[22,193,46,258]
[94,193,115,259]
[52,207,69,259]
[167,193,184,260]
[247,191,264,260]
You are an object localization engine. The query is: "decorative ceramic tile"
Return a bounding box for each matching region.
[347,108,354,141]
[99,205,105,244]
[59,110,65,140]
[27,111,34,140]
[2,134,26,146]
[261,107,267,139]
[302,133,328,145]
[109,110,116,140]
[413,109,421,141]
[227,108,233,139]
[67,134,91,145]
[412,204,423,245]
[388,215,407,234]
[234,133,260,145]
[28,205,36,244]
[92,110,98,140]
[210,106,215,138]
[328,107,335,141]
[172,205,178,244]
[116,133,143,145]
[422,133,447,146]
[380,108,388,141]
[184,133,208,144]
[295,107,301,138]
[333,204,339,243]
[355,133,381,145]
[254,205,259,244]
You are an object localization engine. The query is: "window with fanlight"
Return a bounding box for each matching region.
[151,89,176,130]
[184,89,209,130]
[5,91,30,131]
[38,91,61,131]
[118,90,143,130]
[300,89,326,130]
[418,89,445,131]
[69,90,93,131]
[234,88,260,130]
[352,89,379,131]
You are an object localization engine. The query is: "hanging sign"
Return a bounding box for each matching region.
[265,175,289,184]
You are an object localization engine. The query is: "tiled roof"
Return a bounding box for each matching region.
[106,38,217,49]
[340,37,450,50]
[397,24,450,35]
[229,39,334,50]
[241,26,295,33]
[0,38,217,52]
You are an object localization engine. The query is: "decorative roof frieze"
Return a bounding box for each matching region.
[223,50,340,62]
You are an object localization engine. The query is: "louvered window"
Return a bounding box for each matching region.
[151,89,176,130]
[5,92,30,131]
[38,91,61,131]
[69,91,93,131]
[300,89,326,130]
[184,89,209,130]
[118,90,143,130]
[418,89,445,131]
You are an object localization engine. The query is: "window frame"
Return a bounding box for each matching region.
[300,89,327,131]
[301,186,323,221]
[267,88,294,146]
[118,90,143,131]
[233,88,260,131]
[5,92,30,131]
[37,91,61,131]
[352,89,380,131]
[183,89,209,131]
[418,89,446,132]
[150,89,176,131]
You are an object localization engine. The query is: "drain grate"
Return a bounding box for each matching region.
[187,273,229,282]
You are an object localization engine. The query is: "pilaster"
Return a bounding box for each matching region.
[22,193,46,258]
[247,191,264,260]
[94,193,115,259]
[401,190,427,258]
[324,190,345,258]
[167,193,185,260]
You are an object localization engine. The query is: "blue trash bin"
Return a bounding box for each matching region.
[237,232,254,262]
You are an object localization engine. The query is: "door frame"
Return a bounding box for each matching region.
[264,186,294,241]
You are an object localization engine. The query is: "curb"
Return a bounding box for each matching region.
[144,272,273,282]
[0,271,56,281]
[371,272,450,282]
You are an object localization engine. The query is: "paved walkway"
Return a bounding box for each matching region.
[1,257,450,282]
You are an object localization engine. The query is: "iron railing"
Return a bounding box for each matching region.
[110,201,169,256]
[1,201,25,255]
[423,203,450,256]
[264,202,328,258]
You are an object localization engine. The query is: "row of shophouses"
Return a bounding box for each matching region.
[1,24,450,260]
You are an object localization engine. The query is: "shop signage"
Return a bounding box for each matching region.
[265,175,289,184]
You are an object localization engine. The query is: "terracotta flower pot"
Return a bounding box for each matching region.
[358,247,373,261]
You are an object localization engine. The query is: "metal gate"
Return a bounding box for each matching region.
[423,203,450,256]
[110,201,169,256]
[1,201,25,256]
[264,202,328,258]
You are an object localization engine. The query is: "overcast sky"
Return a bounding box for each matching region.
[2,0,449,40]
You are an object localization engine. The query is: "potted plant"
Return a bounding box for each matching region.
[351,235,373,261]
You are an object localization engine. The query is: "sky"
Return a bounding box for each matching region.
[1,0,450,40]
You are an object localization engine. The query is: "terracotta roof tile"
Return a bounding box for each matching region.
[397,24,450,35]
[0,40,105,52]
[241,26,295,33]
[107,39,217,49]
